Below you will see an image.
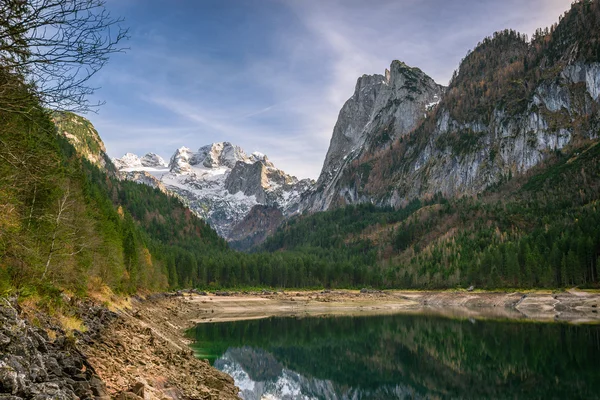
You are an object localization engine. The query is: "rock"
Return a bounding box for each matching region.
[117,393,143,400]
[129,382,145,397]
[0,299,109,400]
[303,60,444,212]
[0,333,10,346]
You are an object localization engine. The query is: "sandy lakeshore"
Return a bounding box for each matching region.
[185,289,600,324]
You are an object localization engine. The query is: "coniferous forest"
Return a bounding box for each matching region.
[1,0,600,299]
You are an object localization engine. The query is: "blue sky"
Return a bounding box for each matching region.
[88,0,573,179]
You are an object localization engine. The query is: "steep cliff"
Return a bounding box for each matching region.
[304,61,444,211]
[52,111,115,173]
[302,1,600,211]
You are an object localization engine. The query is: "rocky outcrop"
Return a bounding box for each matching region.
[300,52,600,211]
[0,295,240,400]
[53,112,114,173]
[225,156,309,207]
[228,205,285,251]
[0,298,111,400]
[380,62,600,205]
[303,61,444,212]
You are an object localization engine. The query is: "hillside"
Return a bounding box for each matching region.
[3,0,600,294]
[262,140,600,288]
[253,1,600,289]
[0,95,228,295]
[301,0,600,213]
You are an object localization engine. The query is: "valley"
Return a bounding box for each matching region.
[2,1,600,399]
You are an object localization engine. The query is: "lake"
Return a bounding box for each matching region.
[189,314,600,399]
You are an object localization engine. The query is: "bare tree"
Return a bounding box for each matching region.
[0,0,128,112]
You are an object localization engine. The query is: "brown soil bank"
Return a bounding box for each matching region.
[81,294,239,400]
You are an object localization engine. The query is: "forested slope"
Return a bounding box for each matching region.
[261,141,600,289]
[0,71,228,295]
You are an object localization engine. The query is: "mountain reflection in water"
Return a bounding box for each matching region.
[189,314,600,400]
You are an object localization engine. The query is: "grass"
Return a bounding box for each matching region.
[59,315,87,334]
[87,277,131,312]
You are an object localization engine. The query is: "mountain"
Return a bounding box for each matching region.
[302,1,600,212]
[112,142,314,240]
[28,0,599,291]
[260,1,600,289]
[303,60,444,211]
[53,112,116,173]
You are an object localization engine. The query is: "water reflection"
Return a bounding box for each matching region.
[190,314,600,399]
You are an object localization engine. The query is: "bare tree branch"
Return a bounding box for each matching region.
[0,0,129,113]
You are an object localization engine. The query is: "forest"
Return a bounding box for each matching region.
[1,0,600,300]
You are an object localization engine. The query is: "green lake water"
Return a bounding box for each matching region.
[189,314,600,399]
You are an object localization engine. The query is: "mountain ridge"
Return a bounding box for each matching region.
[112,141,314,239]
[298,2,600,215]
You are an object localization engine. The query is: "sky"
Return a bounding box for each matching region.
[87,0,574,179]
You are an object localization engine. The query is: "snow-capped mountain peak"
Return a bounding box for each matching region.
[168,146,195,173]
[198,142,249,169]
[140,153,167,168]
[113,142,315,240]
[112,152,143,170]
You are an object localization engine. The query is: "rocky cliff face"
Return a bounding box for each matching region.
[303,61,444,211]
[228,205,285,250]
[0,299,112,400]
[113,142,313,239]
[301,19,600,212]
[394,62,599,202]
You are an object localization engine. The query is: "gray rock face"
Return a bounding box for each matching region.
[301,59,600,212]
[305,60,444,211]
[386,63,599,204]
[562,62,600,101]
[224,156,307,206]
[0,299,111,400]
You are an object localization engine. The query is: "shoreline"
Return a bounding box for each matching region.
[82,289,599,396]
[3,289,598,400]
[184,289,600,325]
